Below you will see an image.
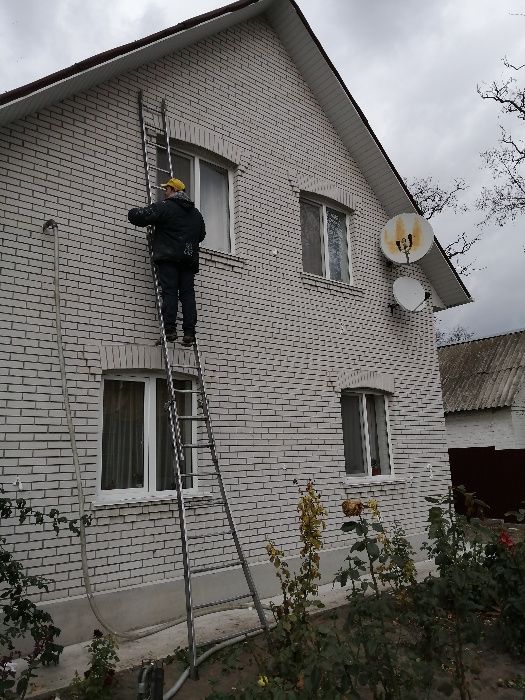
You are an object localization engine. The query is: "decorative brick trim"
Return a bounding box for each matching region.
[330,369,395,394]
[288,170,360,211]
[83,344,197,376]
[300,272,364,296]
[167,116,251,174]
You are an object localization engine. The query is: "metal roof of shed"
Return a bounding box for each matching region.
[438,330,525,413]
[0,0,471,308]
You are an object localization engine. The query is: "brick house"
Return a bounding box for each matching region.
[438,331,525,517]
[0,0,470,645]
[439,330,525,451]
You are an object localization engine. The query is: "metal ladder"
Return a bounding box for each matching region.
[137,91,268,681]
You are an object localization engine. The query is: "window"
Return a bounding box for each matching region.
[341,392,392,476]
[300,198,351,283]
[157,141,233,254]
[100,374,195,496]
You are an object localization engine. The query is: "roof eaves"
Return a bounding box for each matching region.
[281,0,471,303]
[0,0,471,306]
[0,0,260,107]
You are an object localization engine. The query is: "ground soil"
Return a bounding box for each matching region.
[41,605,525,699]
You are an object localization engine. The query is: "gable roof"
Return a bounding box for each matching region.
[0,0,471,309]
[438,330,525,413]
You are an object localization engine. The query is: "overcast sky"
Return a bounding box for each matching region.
[1,0,524,340]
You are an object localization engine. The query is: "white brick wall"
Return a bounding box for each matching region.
[445,376,525,450]
[0,18,450,617]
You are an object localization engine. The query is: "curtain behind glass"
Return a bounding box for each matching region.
[102,380,145,489]
[341,394,365,474]
[155,143,192,201]
[326,207,350,283]
[171,152,192,198]
[372,395,391,475]
[300,201,323,276]
[200,160,230,253]
[156,379,193,490]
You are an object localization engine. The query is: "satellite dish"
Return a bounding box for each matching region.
[392,276,428,312]
[380,213,434,264]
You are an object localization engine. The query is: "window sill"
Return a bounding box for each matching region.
[200,247,245,271]
[300,272,365,295]
[341,475,412,488]
[92,491,216,509]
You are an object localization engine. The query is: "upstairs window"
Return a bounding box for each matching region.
[341,392,392,477]
[157,142,233,254]
[300,198,351,283]
[101,374,195,496]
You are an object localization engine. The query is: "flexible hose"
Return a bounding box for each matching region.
[44,217,271,690]
[44,218,190,641]
[163,624,273,700]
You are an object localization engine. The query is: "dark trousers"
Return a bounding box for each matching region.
[155,262,197,334]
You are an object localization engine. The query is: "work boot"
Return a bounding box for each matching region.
[156,327,176,344]
[182,333,195,347]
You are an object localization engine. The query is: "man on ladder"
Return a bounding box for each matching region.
[128,177,206,346]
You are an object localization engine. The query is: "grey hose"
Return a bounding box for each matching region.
[44,216,271,680]
[43,218,189,641]
[163,624,273,700]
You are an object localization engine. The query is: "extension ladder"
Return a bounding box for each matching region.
[137,91,268,681]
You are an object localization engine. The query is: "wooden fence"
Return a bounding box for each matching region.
[449,447,525,519]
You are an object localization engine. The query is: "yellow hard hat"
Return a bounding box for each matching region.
[160,177,186,191]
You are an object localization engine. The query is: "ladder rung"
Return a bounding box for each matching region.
[173,388,201,394]
[182,442,213,449]
[142,105,164,116]
[146,140,168,150]
[170,365,198,370]
[191,561,240,575]
[194,592,252,611]
[148,165,171,173]
[178,415,204,421]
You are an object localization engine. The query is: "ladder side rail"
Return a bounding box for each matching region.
[192,341,269,633]
[146,228,199,680]
[138,91,155,206]
[139,93,198,678]
[161,99,175,184]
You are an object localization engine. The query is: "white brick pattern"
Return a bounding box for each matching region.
[0,18,449,615]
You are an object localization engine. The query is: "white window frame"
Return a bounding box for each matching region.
[301,197,353,284]
[168,145,235,255]
[342,391,393,477]
[97,372,198,501]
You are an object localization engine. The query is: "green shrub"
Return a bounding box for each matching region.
[70,630,119,700]
[0,488,89,700]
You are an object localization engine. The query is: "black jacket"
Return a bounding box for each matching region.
[128,193,206,272]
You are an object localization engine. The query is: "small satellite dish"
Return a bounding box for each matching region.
[380,213,434,264]
[392,276,428,312]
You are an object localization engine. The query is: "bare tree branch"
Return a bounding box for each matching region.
[436,324,474,346]
[407,176,468,220]
[406,176,480,276]
[478,59,525,224]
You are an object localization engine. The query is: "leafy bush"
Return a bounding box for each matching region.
[69,629,119,700]
[0,488,89,700]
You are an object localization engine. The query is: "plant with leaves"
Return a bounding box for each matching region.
[414,488,495,700]
[0,488,90,700]
[69,629,119,700]
[335,498,427,700]
[210,482,357,699]
[483,524,525,655]
[266,480,326,628]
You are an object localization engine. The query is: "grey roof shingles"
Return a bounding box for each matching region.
[438,330,525,413]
